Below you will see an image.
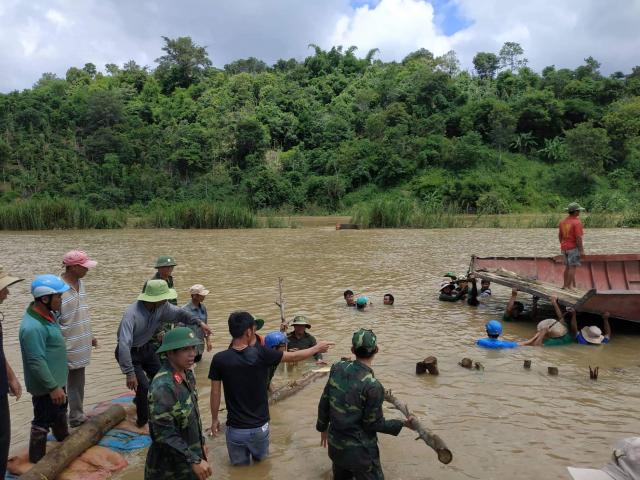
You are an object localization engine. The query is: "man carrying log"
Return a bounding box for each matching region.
[146,327,212,480]
[19,275,71,463]
[209,311,333,466]
[316,328,414,479]
[116,280,212,427]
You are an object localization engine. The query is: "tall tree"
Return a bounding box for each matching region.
[498,42,527,72]
[473,52,500,79]
[154,36,212,93]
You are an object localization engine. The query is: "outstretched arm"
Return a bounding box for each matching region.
[282,341,333,363]
[603,312,611,339]
[568,307,578,336]
[550,296,564,322]
[506,288,517,316]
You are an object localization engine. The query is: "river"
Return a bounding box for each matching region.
[1,227,638,479]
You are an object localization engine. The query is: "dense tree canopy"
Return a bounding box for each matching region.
[1,38,639,214]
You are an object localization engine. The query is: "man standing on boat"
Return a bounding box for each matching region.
[559,202,585,290]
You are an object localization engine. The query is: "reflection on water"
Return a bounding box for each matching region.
[1,227,638,480]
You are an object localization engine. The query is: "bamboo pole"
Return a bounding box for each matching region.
[276,277,287,332]
[21,404,126,480]
[268,370,329,405]
[384,389,452,465]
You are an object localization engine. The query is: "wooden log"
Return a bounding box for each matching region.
[268,370,329,405]
[459,358,473,369]
[384,389,452,465]
[21,404,126,480]
[276,277,288,332]
[589,365,599,380]
[523,360,532,369]
[548,366,559,376]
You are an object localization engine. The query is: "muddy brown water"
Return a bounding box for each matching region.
[1,227,639,480]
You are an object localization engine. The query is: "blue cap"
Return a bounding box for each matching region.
[265,331,287,349]
[485,320,503,336]
[31,274,70,299]
[356,296,368,306]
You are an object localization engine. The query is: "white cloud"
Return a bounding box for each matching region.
[45,9,71,29]
[329,0,451,60]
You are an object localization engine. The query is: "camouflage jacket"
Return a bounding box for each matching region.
[287,331,322,360]
[146,362,205,479]
[316,360,403,467]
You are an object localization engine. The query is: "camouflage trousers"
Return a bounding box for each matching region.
[332,458,384,480]
[144,443,197,480]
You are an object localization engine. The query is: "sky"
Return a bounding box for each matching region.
[1,0,639,92]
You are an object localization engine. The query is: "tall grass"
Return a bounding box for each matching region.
[0,199,125,230]
[351,199,629,229]
[143,201,257,228]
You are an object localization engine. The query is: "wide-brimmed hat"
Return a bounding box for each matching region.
[567,202,585,213]
[291,315,311,328]
[157,326,203,353]
[138,279,177,302]
[63,250,97,269]
[581,326,605,344]
[537,318,568,338]
[568,437,640,480]
[189,284,210,296]
[440,281,453,292]
[155,255,177,268]
[0,267,23,291]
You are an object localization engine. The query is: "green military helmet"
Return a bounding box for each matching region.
[157,326,203,353]
[352,328,377,353]
[291,315,311,328]
[254,318,265,331]
[155,255,177,268]
[138,279,177,302]
[566,202,585,213]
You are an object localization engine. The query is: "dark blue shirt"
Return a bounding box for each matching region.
[0,321,7,395]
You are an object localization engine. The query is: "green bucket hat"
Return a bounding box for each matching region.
[567,202,585,213]
[254,318,265,331]
[291,315,311,328]
[157,326,203,353]
[352,328,377,353]
[155,255,177,268]
[138,279,177,302]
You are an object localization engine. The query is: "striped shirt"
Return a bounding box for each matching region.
[59,278,93,369]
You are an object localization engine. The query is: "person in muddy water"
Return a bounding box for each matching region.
[439,281,464,302]
[383,293,394,305]
[182,284,213,363]
[287,315,326,365]
[316,328,414,480]
[568,309,612,345]
[344,290,356,307]
[519,296,573,346]
[116,280,212,427]
[0,267,24,479]
[503,288,538,321]
[145,327,212,480]
[19,275,71,463]
[143,256,178,305]
[466,275,492,307]
[209,311,333,466]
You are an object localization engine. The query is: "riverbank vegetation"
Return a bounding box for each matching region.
[1,37,639,229]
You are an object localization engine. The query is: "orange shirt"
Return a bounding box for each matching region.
[559,216,584,251]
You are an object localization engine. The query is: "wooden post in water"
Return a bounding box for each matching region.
[21,404,126,480]
[459,358,473,369]
[384,389,452,465]
[276,277,287,332]
[548,366,559,376]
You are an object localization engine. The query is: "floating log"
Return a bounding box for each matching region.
[384,389,452,465]
[589,365,599,380]
[548,366,559,376]
[459,358,473,369]
[21,404,126,480]
[523,360,532,369]
[336,223,360,230]
[268,370,329,405]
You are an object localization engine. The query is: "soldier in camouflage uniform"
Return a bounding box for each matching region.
[316,328,413,480]
[145,327,212,480]
[287,315,326,364]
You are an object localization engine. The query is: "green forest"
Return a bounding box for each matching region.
[1,37,640,227]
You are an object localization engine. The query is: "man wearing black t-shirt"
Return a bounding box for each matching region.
[209,311,333,466]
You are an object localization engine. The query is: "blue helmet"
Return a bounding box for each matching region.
[485,320,503,336]
[31,274,70,299]
[356,296,369,307]
[265,331,287,349]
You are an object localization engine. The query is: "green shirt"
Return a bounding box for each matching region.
[316,360,403,468]
[543,333,573,346]
[287,331,322,361]
[19,303,68,396]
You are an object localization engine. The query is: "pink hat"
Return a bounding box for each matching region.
[63,250,97,269]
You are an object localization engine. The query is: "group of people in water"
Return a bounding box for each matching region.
[0,252,414,480]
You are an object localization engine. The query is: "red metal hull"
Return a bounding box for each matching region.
[472,254,640,322]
